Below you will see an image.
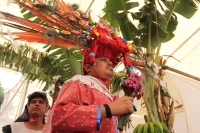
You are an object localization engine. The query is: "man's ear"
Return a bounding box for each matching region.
[83,64,91,74]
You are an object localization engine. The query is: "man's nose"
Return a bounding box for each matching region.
[107,60,113,66]
[34,101,40,106]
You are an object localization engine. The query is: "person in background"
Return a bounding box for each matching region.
[2,91,49,133]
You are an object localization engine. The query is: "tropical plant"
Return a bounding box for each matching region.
[0,0,199,132]
[0,0,87,102]
[110,70,128,94]
[0,40,82,97]
[102,0,199,132]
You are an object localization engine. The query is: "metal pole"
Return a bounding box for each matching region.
[15,84,24,119]
[16,80,29,118]
[85,0,95,14]
[166,27,200,60]
[0,77,25,116]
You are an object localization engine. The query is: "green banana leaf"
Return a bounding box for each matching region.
[46,46,82,79]
[102,0,199,49]
[0,41,82,91]
[162,0,198,19]
[110,70,128,94]
[102,0,139,40]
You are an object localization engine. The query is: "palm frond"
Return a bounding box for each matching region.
[0,41,81,91]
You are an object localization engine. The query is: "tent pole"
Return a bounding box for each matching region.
[166,67,200,82]
[166,27,200,61]
[15,82,25,119]
[85,0,95,14]
[16,80,29,118]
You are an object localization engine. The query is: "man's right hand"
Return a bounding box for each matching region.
[101,96,134,119]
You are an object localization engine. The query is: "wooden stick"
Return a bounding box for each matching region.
[52,81,59,106]
[174,104,183,109]
[166,66,200,82]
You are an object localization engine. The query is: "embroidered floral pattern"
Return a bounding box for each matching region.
[43,75,118,133]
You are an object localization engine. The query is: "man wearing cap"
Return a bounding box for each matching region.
[2,91,49,133]
[43,23,135,133]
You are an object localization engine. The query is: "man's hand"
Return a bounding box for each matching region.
[101,96,134,119]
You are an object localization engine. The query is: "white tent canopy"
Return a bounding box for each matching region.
[0,0,200,133]
[164,71,200,133]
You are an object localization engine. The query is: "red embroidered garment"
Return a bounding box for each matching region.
[43,75,120,133]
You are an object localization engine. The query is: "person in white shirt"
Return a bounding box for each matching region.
[2,91,49,133]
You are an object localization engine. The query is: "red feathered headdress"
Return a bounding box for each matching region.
[82,22,132,73]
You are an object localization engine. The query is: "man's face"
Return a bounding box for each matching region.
[85,56,114,81]
[28,97,48,117]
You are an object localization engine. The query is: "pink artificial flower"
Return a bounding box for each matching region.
[124,72,143,99]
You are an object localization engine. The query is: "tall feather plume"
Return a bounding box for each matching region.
[0,0,92,49]
[1,12,49,32]
[0,0,146,68]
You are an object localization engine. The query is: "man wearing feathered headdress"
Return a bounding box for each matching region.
[43,23,135,133]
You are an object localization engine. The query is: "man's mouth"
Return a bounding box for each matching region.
[32,108,40,111]
[107,66,113,70]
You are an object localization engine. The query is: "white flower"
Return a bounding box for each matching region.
[47,84,55,93]
[147,61,161,74]
[159,80,167,88]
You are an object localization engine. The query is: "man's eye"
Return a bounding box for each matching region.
[39,101,45,104]
[100,58,107,61]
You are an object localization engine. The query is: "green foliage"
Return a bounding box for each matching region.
[45,45,82,82]
[102,0,199,123]
[102,0,198,49]
[110,70,128,94]
[0,41,53,90]
[0,0,82,94]
[102,0,139,40]
[163,0,198,19]
[0,41,81,92]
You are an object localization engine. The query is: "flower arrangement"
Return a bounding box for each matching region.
[118,72,144,131]
[123,72,144,99]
